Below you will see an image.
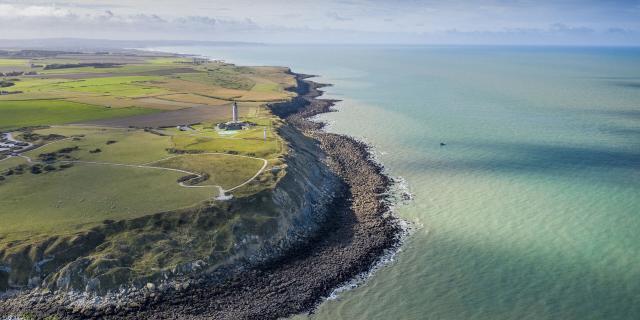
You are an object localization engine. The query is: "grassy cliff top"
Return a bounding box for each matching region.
[0,51,295,286]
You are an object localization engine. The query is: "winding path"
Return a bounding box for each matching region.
[2,136,268,199]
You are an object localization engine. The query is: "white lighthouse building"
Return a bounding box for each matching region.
[232,101,239,123]
[218,101,254,131]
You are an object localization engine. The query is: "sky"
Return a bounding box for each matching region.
[1,0,640,45]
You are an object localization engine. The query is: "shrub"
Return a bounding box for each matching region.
[177,174,199,183]
[39,152,57,162]
[58,146,78,153]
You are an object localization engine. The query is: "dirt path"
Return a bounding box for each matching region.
[8,135,268,197]
[144,152,269,193]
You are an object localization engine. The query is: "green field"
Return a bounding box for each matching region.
[169,122,283,158]
[0,51,296,288]
[0,100,158,130]
[49,76,168,97]
[0,156,27,172]
[0,58,28,66]
[23,126,173,164]
[153,154,265,189]
[0,125,276,244]
[0,164,214,241]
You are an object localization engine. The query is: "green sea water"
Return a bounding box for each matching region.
[156,45,640,319]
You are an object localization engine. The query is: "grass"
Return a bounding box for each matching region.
[0,52,297,286]
[171,129,281,158]
[0,78,72,100]
[179,70,255,90]
[252,82,280,92]
[49,76,168,97]
[22,126,173,164]
[0,58,28,66]
[150,93,229,106]
[0,156,27,172]
[0,124,276,244]
[0,100,159,130]
[147,57,193,64]
[0,164,213,241]
[37,63,190,75]
[152,154,265,189]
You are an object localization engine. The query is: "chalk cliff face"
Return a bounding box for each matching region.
[0,123,342,295]
[247,124,344,265]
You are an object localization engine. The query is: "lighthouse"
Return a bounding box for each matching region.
[218,101,253,131]
[232,102,239,123]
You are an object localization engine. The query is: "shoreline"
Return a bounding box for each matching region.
[0,71,404,319]
[131,72,405,318]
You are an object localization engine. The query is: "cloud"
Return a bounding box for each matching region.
[0,1,638,45]
[434,23,640,45]
[326,11,353,21]
[548,23,594,35]
[0,4,72,17]
[0,3,260,36]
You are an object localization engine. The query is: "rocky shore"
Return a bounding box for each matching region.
[0,73,403,319]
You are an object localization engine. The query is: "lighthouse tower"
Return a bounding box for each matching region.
[232,102,239,122]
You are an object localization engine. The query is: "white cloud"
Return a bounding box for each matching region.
[0,1,638,45]
[0,4,72,18]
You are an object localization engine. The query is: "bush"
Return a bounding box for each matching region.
[58,146,78,153]
[89,148,102,153]
[39,152,57,162]
[30,165,42,174]
[177,174,199,183]
[0,80,15,88]
[59,163,74,169]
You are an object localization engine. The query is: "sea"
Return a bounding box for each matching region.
[151,45,640,320]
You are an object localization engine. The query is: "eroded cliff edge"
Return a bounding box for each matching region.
[0,72,402,319]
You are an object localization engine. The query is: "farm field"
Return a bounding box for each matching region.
[0,100,157,130]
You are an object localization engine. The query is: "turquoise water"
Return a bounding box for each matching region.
[156,45,640,319]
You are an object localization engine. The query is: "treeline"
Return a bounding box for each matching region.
[0,50,79,58]
[0,71,37,77]
[43,63,122,70]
